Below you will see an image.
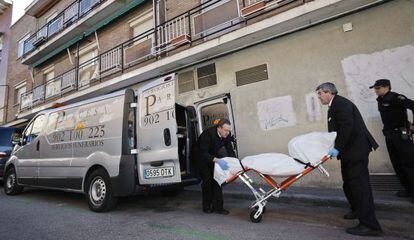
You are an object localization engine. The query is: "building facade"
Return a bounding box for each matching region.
[3,0,414,188]
[0,0,12,125]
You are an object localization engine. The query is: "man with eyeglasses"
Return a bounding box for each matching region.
[192,118,236,215]
[370,79,414,204]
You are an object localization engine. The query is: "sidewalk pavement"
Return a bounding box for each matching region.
[185,182,414,213]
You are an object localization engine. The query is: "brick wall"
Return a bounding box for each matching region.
[165,0,201,20]
[5,14,37,122]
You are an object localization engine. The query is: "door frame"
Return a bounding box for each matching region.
[194,93,238,156]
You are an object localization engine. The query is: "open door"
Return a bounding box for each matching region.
[136,74,181,185]
[175,104,198,178]
[195,93,238,157]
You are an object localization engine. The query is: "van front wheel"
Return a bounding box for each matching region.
[86,169,117,212]
[4,168,23,195]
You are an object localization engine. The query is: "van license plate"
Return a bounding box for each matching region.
[144,167,174,179]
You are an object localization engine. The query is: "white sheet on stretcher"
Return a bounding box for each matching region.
[213,132,337,185]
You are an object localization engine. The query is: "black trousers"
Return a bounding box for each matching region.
[341,153,381,230]
[385,131,414,194]
[198,163,223,211]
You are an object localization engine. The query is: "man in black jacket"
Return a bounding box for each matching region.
[316,82,382,236]
[193,118,236,215]
[370,79,414,202]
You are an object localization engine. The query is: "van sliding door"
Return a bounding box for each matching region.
[136,74,181,185]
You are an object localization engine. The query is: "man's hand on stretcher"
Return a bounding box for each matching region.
[328,148,339,158]
[214,157,229,170]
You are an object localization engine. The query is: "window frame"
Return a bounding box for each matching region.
[14,81,27,106]
[17,34,30,58]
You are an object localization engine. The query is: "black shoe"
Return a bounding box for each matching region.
[396,190,411,198]
[203,208,213,214]
[343,211,357,220]
[346,224,382,237]
[411,198,414,204]
[214,209,230,215]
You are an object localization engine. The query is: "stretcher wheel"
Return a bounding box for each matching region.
[250,209,263,223]
[255,206,266,214]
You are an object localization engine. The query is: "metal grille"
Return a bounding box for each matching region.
[369,174,404,192]
[236,64,268,86]
[197,64,217,89]
[178,71,195,94]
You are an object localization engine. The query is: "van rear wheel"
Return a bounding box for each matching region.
[4,168,23,195]
[86,169,117,212]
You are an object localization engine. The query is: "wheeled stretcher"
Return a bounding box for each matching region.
[225,155,330,223]
[213,132,337,223]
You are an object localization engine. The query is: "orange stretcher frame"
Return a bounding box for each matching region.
[224,155,331,223]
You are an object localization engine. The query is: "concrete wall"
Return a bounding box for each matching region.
[165,0,200,20]
[175,0,414,187]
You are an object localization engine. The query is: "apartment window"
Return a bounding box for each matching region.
[193,0,239,36]
[18,34,30,58]
[43,66,55,82]
[14,82,27,105]
[78,43,98,65]
[124,11,154,66]
[78,44,99,88]
[44,66,59,98]
[177,63,217,94]
[197,64,217,89]
[130,11,154,38]
[45,12,58,23]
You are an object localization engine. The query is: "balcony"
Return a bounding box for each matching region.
[18,0,383,113]
[20,0,134,65]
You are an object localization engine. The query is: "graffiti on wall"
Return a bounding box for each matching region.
[257,95,297,131]
[341,45,414,119]
[305,92,322,122]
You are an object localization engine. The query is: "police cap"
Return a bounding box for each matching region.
[369,79,391,89]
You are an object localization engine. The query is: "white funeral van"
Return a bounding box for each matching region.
[3,74,202,212]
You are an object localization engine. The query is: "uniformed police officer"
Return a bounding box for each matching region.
[192,118,236,215]
[370,79,414,203]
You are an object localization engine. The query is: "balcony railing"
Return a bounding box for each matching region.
[22,0,106,57]
[19,0,308,111]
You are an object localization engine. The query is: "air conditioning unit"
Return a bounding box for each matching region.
[32,36,47,47]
